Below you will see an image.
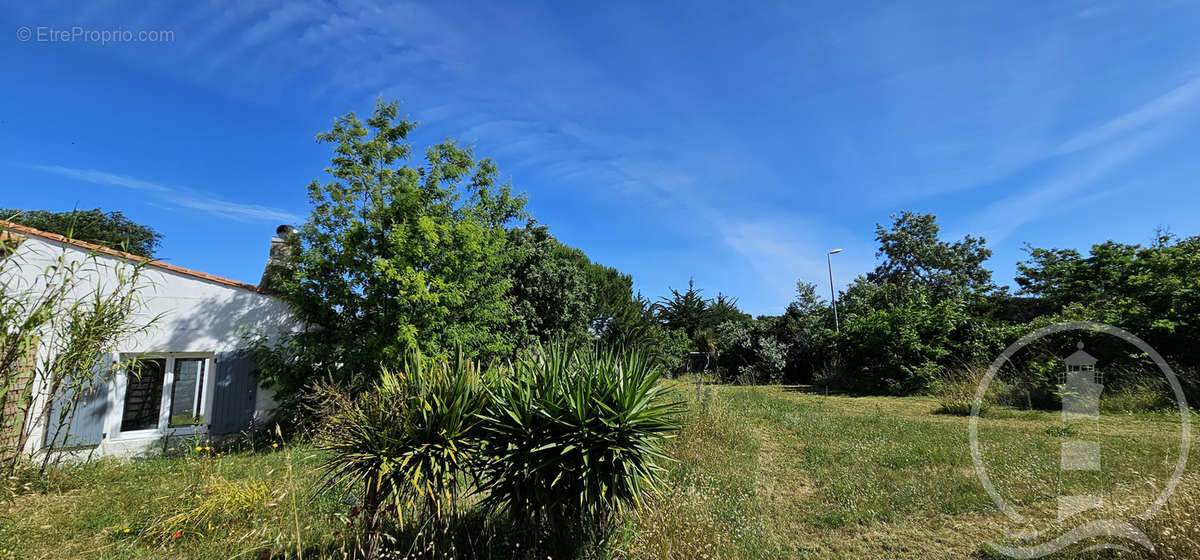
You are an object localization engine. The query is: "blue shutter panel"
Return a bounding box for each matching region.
[44,369,110,449]
[210,351,257,435]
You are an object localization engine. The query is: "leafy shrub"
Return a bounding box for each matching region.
[311,351,489,529]
[716,320,788,384]
[477,343,683,526]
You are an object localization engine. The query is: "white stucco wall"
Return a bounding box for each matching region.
[4,232,297,458]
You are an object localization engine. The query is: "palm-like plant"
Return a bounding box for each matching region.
[312,350,489,528]
[477,343,683,526]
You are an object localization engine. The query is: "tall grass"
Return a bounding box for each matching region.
[932,365,994,416]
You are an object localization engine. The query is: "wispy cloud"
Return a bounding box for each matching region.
[968,75,1200,240]
[970,127,1167,241]
[1057,75,1200,155]
[32,165,302,223]
[715,217,872,303]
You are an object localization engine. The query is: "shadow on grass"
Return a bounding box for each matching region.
[307,508,617,560]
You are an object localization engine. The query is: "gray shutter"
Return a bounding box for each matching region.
[210,351,258,435]
[44,373,110,449]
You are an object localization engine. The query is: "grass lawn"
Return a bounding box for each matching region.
[4,383,1198,559]
[625,382,1199,559]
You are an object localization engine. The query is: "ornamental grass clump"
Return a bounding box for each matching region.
[477,343,683,527]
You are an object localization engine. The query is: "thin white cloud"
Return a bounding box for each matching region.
[716,217,871,303]
[964,73,1200,241]
[32,164,301,224]
[1057,75,1200,155]
[971,126,1170,241]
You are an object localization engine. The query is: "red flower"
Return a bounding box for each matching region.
[346,520,354,528]
[172,531,182,540]
[384,504,396,512]
[349,506,360,517]
[333,531,341,537]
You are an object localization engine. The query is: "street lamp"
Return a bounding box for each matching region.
[827,248,843,333]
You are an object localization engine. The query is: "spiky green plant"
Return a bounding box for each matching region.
[477,343,683,526]
[312,350,490,530]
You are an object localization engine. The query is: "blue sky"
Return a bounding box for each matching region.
[4,1,1200,316]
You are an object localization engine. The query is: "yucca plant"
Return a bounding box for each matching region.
[477,343,683,528]
[312,350,490,533]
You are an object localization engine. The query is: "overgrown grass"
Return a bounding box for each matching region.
[4,384,1198,559]
[0,444,350,559]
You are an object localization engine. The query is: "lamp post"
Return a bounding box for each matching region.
[827,248,843,333]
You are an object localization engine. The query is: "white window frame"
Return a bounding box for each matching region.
[113,352,213,440]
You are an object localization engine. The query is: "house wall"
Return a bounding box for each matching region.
[5,234,297,459]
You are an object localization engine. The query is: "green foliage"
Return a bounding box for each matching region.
[505,225,595,347]
[869,211,993,298]
[1,208,162,257]
[271,99,527,395]
[1044,423,1078,437]
[656,280,710,340]
[311,351,488,526]
[1016,231,1200,365]
[656,280,750,345]
[774,281,834,382]
[836,284,964,394]
[715,319,788,384]
[819,212,998,394]
[0,224,157,476]
[477,343,683,525]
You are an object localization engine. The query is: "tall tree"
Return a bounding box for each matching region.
[272,99,526,394]
[656,279,710,340]
[869,211,993,299]
[1,208,162,257]
[506,225,593,346]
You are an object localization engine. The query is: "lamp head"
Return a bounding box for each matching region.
[829,248,843,255]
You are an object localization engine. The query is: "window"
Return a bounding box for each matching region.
[169,358,206,427]
[118,354,209,435]
[121,358,166,431]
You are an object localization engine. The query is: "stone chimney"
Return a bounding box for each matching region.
[259,224,297,292]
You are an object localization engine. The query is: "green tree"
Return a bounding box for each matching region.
[1017,232,1200,365]
[272,99,526,395]
[775,281,834,382]
[506,225,594,347]
[869,211,993,299]
[656,279,710,340]
[708,292,751,328]
[1,208,162,257]
[832,212,995,394]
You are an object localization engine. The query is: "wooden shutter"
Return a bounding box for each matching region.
[210,351,258,435]
[43,366,110,449]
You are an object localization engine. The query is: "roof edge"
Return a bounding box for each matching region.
[0,219,265,294]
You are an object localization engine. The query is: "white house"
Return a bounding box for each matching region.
[1,220,297,458]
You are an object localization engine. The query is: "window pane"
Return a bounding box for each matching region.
[121,358,165,431]
[169,358,205,427]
